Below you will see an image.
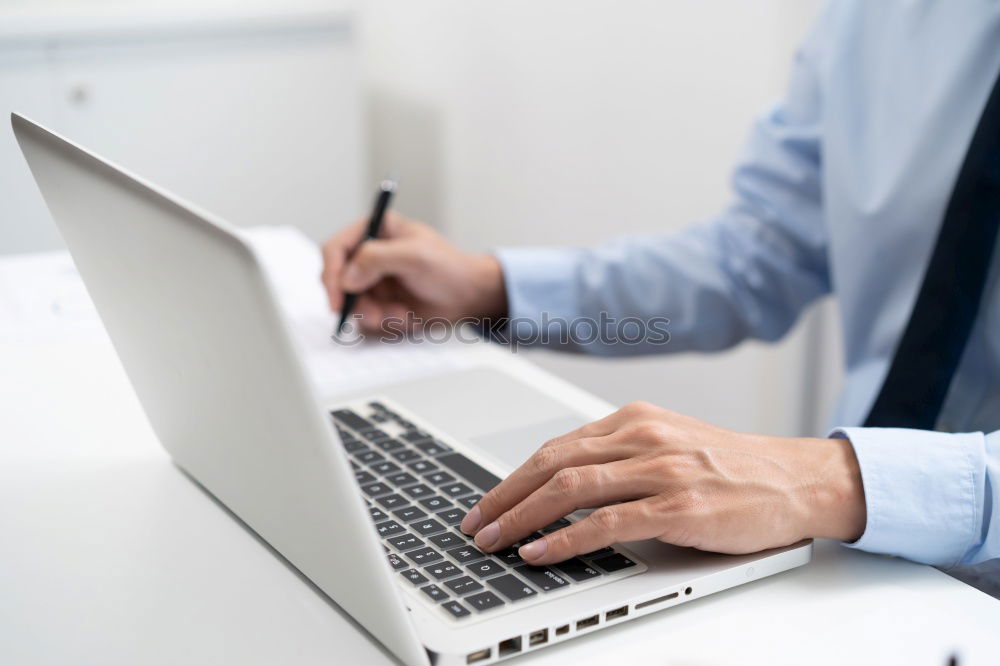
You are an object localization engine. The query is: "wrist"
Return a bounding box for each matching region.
[799,437,867,542]
[468,253,509,320]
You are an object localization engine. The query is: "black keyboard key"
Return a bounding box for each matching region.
[440,482,474,498]
[416,440,452,456]
[418,496,452,511]
[369,506,388,522]
[376,438,406,452]
[386,472,419,487]
[465,591,505,613]
[581,547,614,559]
[513,565,569,592]
[354,470,377,485]
[375,520,405,538]
[387,552,407,570]
[387,533,424,551]
[423,561,461,580]
[487,574,538,601]
[429,532,464,549]
[342,439,367,453]
[541,518,572,533]
[371,461,401,476]
[356,450,386,465]
[402,483,435,499]
[361,429,390,442]
[331,409,373,431]
[402,430,433,443]
[420,584,448,602]
[423,471,456,486]
[441,600,470,619]
[436,507,465,526]
[494,547,523,566]
[400,568,428,586]
[444,575,483,596]
[392,449,422,463]
[436,453,502,493]
[376,494,408,510]
[446,545,485,564]
[349,460,360,470]
[408,460,439,474]
[553,558,602,581]
[593,553,637,572]
[393,506,428,523]
[361,482,392,497]
[458,495,482,509]
[406,547,443,566]
[413,519,446,536]
[467,560,506,578]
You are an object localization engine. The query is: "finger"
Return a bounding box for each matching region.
[518,499,659,565]
[473,460,659,552]
[321,219,369,311]
[340,238,428,293]
[460,435,631,535]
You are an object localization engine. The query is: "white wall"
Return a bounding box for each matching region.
[358,0,836,436]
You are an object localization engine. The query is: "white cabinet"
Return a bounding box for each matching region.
[1,5,363,254]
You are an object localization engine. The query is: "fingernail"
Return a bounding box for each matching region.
[460,506,481,534]
[474,521,500,550]
[342,264,363,289]
[518,539,547,561]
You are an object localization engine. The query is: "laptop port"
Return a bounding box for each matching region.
[529,629,548,646]
[576,615,599,630]
[466,648,491,664]
[635,591,678,610]
[498,637,522,657]
[606,606,629,621]
[555,624,570,636]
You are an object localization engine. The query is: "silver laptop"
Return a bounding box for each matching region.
[12,112,811,666]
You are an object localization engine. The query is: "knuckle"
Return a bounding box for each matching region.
[630,420,669,444]
[552,467,583,495]
[590,507,622,536]
[671,487,705,513]
[621,400,655,417]
[530,446,561,475]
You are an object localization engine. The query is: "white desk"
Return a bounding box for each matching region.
[2,234,1000,666]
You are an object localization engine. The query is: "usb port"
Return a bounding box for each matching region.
[576,615,599,630]
[466,648,491,664]
[498,637,522,657]
[529,629,548,646]
[606,606,629,621]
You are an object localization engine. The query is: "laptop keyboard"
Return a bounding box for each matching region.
[331,400,641,622]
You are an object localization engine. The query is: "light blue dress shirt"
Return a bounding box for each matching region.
[495,1,1000,585]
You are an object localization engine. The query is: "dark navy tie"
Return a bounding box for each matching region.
[865,68,1000,429]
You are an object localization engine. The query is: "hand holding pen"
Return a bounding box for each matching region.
[320,183,508,338]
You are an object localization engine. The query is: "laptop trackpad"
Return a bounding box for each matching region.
[470,415,588,470]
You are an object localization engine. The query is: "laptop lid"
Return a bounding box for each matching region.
[11,112,429,666]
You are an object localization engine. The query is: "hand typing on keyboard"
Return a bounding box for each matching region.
[460,401,867,565]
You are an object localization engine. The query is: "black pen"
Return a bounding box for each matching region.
[336,178,397,336]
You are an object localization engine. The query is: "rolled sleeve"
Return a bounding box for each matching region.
[831,426,986,567]
[494,246,584,343]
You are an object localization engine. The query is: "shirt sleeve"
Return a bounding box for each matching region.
[494,5,838,355]
[833,427,1000,567]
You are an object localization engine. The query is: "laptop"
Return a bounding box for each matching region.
[12,112,811,666]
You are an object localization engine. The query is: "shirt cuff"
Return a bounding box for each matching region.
[831,426,985,567]
[494,247,583,344]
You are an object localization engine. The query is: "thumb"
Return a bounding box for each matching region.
[341,238,426,292]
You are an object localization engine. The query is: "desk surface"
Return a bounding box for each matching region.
[3,241,1000,666]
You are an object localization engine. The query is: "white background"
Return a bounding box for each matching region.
[1,0,840,438]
